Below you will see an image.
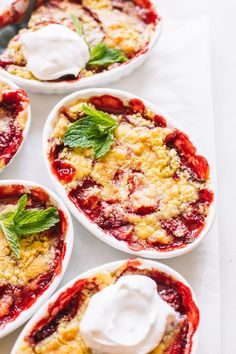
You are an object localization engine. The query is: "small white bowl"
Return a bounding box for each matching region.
[0,3,162,94]
[0,180,73,338]
[11,258,200,354]
[0,75,31,172]
[42,88,216,259]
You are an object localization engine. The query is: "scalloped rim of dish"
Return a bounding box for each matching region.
[11,258,200,354]
[0,179,74,339]
[0,2,162,94]
[0,74,31,172]
[42,88,216,259]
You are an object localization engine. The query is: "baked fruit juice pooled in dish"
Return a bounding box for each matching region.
[46,92,214,253]
[15,259,199,354]
[0,0,29,28]
[0,184,67,331]
[0,0,160,82]
[0,80,29,172]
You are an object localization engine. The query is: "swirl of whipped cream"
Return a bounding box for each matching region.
[20,24,90,81]
[80,275,178,354]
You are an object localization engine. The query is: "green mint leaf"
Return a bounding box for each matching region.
[13,194,28,222]
[84,124,115,141]
[14,207,60,235]
[85,124,101,139]
[0,220,20,259]
[0,211,14,221]
[71,14,89,48]
[63,104,117,158]
[92,133,114,159]
[89,43,107,62]
[64,118,95,148]
[71,14,83,36]
[82,104,117,127]
[64,104,117,158]
[87,43,128,68]
[0,194,60,258]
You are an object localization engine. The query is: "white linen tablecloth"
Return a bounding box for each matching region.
[0,18,221,354]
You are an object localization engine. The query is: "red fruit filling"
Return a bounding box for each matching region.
[49,94,213,253]
[0,185,67,330]
[89,95,126,114]
[24,260,199,354]
[129,98,145,114]
[0,89,28,166]
[153,114,167,127]
[165,130,209,180]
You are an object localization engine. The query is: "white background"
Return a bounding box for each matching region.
[158,2,234,353]
[0,0,234,353]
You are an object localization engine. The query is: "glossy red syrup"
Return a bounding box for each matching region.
[69,177,129,228]
[29,278,92,345]
[0,59,14,68]
[112,0,159,25]
[129,98,145,113]
[0,185,67,330]
[50,145,76,183]
[53,159,76,183]
[25,260,199,353]
[26,278,99,346]
[140,9,158,25]
[1,90,26,117]
[135,0,159,25]
[89,95,126,114]
[134,204,159,215]
[132,0,154,8]
[0,89,28,166]
[153,114,167,127]
[165,130,209,180]
[198,188,214,204]
[50,95,213,253]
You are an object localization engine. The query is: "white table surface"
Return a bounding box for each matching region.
[158,2,234,353]
[0,1,233,353]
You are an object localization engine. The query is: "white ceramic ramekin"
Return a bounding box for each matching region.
[0,1,162,94]
[11,258,200,354]
[42,88,216,259]
[0,75,31,172]
[0,180,73,338]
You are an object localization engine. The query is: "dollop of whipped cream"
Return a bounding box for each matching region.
[20,24,90,81]
[80,275,178,354]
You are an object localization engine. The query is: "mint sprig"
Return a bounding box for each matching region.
[71,14,128,68]
[63,104,118,159]
[71,14,89,48]
[87,43,128,68]
[0,219,20,258]
[0,194,60,259]
[71,14,83,36]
